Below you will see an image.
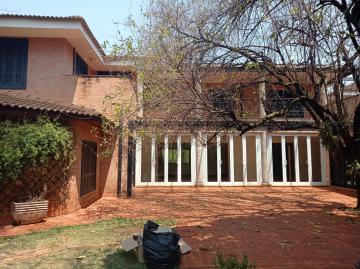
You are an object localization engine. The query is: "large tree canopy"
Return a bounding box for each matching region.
[132,0,359,131]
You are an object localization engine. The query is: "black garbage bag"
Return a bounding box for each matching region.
[142,220,181,269]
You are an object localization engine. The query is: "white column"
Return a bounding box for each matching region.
[164,135,168,183]
[217,134,221,182]
[307,136,313,183]
[281,135,287,182]
[256,134,262,184]
[229,134,235,183]
[151,137,156,182]
[259,77,266,118]
[242,135,247,183]
[135,137,142,185]
[294,136,300,183]
[267,135,273,184]
[320,142,330,185]
[191,135,196,183]
[204,134,208,182]
[196,132,203,183]
[261,131,268,183]
[177,135,181,182]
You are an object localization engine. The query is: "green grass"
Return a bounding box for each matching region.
[0,218,175,269]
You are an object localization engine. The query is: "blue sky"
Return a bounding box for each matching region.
[0,0,144,45]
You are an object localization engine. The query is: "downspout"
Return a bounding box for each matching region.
[127,135,135,197]
[117,116,123,197]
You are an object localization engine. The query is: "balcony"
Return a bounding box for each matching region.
[265,97,305,118]
[72,75,135,118]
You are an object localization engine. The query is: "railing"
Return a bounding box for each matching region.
[265,98,304,118]
[73,76,132,115]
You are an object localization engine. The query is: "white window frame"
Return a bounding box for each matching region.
[269,132,328,186]
[136,134,196,186]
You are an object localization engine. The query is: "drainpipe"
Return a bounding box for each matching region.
[127,135,135,197]
[116,123,123,197]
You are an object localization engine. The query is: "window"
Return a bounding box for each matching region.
[209,89,234,111]
[0,38,28,89]
[80,141,97,196]
[73,51,88,75]
[265,90,304,117]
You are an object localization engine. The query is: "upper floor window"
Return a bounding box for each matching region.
[209,89,234,111]
[265,90,304,118]
[73,51,88,75]
[0,38,28,89]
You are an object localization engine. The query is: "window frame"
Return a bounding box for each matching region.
[208,89,235,111]
[80,140,97,196]
[73,50,88,75]
[265,89,305,118]
[0,38,29,89]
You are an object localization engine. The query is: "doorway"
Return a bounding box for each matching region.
[272,136,295,182]
[221,142,229,182]
[286,142,295,182]
[272,142,283,182]
[207,142,217,182]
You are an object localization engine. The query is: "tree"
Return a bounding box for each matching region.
[118,0,360,207]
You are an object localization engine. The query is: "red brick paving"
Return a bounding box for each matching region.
[0,186,359,268]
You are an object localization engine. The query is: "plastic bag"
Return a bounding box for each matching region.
[142,220,181,269]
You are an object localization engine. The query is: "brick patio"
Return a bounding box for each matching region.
[0,186,359,268]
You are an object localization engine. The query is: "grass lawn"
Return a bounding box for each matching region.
[0,218,175,269]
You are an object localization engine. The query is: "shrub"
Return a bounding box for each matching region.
[214,254,256,269]
[0,116,74,184]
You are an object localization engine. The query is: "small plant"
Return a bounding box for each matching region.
[347,161,360,179]
[214,254,256,269]
[27,184,47,202]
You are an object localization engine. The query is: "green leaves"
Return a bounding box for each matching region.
[0,117,74,184]
[319,121,337,151]
[346,160,360,178]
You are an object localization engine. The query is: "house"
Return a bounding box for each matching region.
[132,70,330,187]
[0,14,136,219]
[0,14,331,220]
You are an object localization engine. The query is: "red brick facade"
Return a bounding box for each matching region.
[0,36,135,218]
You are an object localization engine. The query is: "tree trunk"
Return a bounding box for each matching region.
[352,104,360,209]
[356,179,360,209]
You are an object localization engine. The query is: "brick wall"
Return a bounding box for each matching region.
[1,38,78,104]
[0,38,137,205]
[73,76,136,115]
[65,119,113,213]
[65,118,133,214]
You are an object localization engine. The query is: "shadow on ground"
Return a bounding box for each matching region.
[103,249,146,269]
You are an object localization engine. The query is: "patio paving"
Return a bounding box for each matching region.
[0,186,359,268]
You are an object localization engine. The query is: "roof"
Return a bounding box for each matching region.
[0,92,101,119]
[0,14,105,57]
[0,14,105,56]
[0,14,136,71]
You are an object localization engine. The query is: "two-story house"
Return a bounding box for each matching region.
[132,70,331,188]
[0,14,331,221]
[0,14,136,218]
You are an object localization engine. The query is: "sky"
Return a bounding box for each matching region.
[0,0,144,45]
